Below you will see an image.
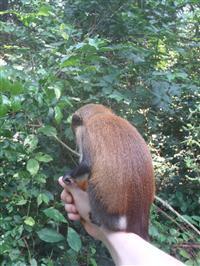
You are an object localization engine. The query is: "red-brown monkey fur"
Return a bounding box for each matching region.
[63,104,155,240]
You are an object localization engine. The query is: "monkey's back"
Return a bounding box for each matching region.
[83,113,154,237]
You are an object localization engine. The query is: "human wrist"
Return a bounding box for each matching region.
[99,229,138,265]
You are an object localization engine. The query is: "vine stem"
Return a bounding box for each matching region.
[22,236,31,262]
[155,196,200,236]
[54,135,80,157]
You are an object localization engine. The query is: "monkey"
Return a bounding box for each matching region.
[63,104,155,240]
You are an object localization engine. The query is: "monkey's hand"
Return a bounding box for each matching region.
[62,171,73,183]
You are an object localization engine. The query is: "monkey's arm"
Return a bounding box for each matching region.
[63,124,91,188]
[63,160,90,181]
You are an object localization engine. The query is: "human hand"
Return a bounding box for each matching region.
[58,177,184,266]
[58,176,105,240]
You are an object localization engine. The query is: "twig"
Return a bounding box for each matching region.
[54,135,80,157]
[28,124,42,128]
[153,204,189,234]
[155,196,200,237]
[22,236,31,262]
[173,243,200,249]
[26,177,33,217]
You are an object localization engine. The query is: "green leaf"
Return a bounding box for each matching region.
[88,38,99,50]
[37,193,47,206]
[43,207,67,223]
[38,126,57,137]
[54,106,63,124]
[35,152,53,162]
[10,96,22,112]
[61,55,80,67]
[9,249,21,261]
[54,87,61,99]
[16,199,27,206]
[149,225,159,237]
[67,227,82,252]
[108,90,124,102]
[24,216,35,226]
[37,192,53,206]
[1,94,10,105]
[90,258,98,266]
[0,78,24,95]
[38,5,52,16]
[24,135,38,152]
[30,258,37,266]
[61,32,69,40]
[37,228,64,243]
[179,249,190,259]
[0,103,8,116]
[26,159,39,176]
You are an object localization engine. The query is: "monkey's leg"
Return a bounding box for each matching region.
[88,202,124,230]
[88,183,131,231]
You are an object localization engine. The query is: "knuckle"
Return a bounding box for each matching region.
[60,190,66,201]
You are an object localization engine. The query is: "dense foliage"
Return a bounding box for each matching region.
[0,0,199,265]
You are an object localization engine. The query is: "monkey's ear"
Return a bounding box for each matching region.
[72,114,83,127]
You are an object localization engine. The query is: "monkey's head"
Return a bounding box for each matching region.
[72,104,112,131]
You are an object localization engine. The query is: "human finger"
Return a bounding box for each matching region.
[68,213,81,221]
[64,203,78,214]
[58,176,91,222]
[61,189,73,203]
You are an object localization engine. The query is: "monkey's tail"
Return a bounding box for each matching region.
[126,207,150,241]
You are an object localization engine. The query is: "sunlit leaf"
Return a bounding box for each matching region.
[54,87,61,99]
[38,126,57,137]
[30,258,37,266]
[24,135,38,151]
[16,199,27,206]
[54,106,63,124]
[38,5,52,16]
[61,55,80,67]
[35,152,53,162]
[24,216,35,227]
[26,159,39,176]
